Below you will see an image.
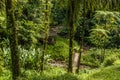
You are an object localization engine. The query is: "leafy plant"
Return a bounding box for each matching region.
[90,11,120,47]
[47,36,78,61]
[19,46,51,70]
[85,65,120,80]
[47,37,69,61]
[0,48,4,75]
[89,25,110,47]
[102,53,120,67]
[1,46,51,70]
[81,48,101,67]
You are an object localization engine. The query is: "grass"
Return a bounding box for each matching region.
[1,65,120,80]
[1,39,120,80]
[84,65,120,80]
[81,48,120,67]
[22,67,76,80]
[0,69,11,80]
[1,68,79,80]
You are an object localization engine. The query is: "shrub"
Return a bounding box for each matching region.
[0,69,11,80]
[47,36,78,61]
[2,47,11,68]
[103,54,119,67]
[47,37,69,61]
[113,60,120,65]
[0,49,4,75]
[1,46,51,70]
[21,67,79,80]
[90,11,120,48]
[82,48,120,67]
[19,46,51,70]
[85,65,120,80]
[81,48,101,67]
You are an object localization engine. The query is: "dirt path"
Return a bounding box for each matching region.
[49,60,96,70]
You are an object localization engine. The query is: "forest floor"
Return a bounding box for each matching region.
[49,59,96,70]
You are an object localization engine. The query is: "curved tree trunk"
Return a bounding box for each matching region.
[6,0,20,80]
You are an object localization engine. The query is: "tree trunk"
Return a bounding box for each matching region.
[40,0,50,72]
[76,0,86,73]
[6,0,20,80]
[68,0,75,73]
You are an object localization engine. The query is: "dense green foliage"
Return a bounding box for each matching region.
[82,48,120,67]
[47,37,69,61]
[1,66,120,80]
[89,11,120,47]
[47,36,78,61]
[16,0,44,47]
[0,49,4,75]
[1,0,120,80]
[85,65,120,80]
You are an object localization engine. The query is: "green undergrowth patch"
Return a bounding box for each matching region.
[1,68,78,80]
[81,48,102,67]
[83,65,120,80]
[47,36,78,61]
[21,67,79,80]
[1,66,120,80]
[0,69,11,80]
[81,48,120,67]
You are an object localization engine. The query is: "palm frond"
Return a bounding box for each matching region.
[91,28,109,37]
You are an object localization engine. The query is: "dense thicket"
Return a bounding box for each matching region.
[0,0,120,80]
[0,0,120,48]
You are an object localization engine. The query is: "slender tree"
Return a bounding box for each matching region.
[5,0,20,80]
[76,0,86,73]
[67,0,81,73]
[40,0,51,72]
[68,0,75,73]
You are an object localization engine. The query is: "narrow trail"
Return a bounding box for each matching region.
[49,59,97,69]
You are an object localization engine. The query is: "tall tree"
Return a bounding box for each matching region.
[76,0,86,73]
[40,0,51,72]
[68,0,81,73]
[5,0,20,80]
[68,0,75,73]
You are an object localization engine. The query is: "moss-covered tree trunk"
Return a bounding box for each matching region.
[68,0,75,73]
[6,0,20,80]
[40,0,50,72]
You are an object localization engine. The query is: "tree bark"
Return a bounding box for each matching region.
[76,0,86,73]
[6,0,20,80]
[68,0,75,73]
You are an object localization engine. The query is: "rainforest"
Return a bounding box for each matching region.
[0,0,120,80]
